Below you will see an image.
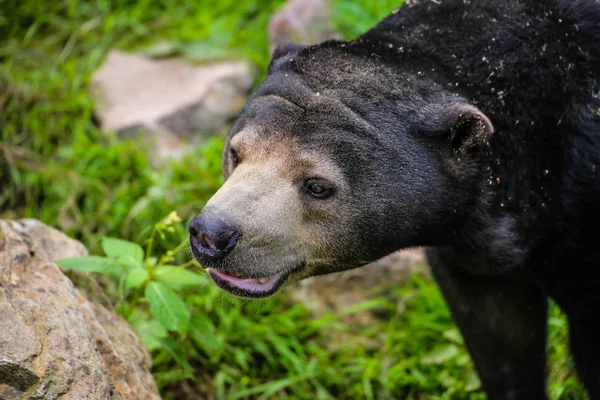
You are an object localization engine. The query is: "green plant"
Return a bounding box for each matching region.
[56,231,489,400]
[55,219,584,399]
[57,211,199,337]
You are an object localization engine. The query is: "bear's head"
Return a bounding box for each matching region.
[189,42,493,298]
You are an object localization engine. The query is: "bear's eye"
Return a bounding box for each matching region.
[230,148,240,168]
[302,179,335,199]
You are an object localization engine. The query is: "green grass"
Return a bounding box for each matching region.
[0,0,587,399]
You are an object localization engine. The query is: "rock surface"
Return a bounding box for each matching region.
[288,248,427,325]
[91,50,255,164]
[0,219,160,399]
[268,0,339,52]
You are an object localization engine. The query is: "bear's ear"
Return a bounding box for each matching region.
[267,41,305,75]
[444,104,494,154]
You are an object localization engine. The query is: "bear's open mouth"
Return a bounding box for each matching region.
[208,268,292,298]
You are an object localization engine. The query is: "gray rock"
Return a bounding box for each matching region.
[0,220,160,400]
[268,0,339,52]
[91,50,256,164]
[288,248,427,326]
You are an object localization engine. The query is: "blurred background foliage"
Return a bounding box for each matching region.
[0,0,586,399]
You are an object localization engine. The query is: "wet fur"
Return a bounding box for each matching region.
[194,0,600,397]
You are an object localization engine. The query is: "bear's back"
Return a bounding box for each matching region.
[363,0,599,124]
[361,0,600,270]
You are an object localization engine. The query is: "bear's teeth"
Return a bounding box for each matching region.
[256,278,269,284]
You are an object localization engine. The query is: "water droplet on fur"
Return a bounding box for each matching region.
[544,169,549,175]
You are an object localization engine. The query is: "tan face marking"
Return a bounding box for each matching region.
[206,126,352,277]
[228,128,346,184]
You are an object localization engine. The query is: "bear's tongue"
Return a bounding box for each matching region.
[209,268,282,292]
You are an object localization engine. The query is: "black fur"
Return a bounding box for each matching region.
[196,0,600,398]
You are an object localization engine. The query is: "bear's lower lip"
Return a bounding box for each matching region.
[208,268,287,298]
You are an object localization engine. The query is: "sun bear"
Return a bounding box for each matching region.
[188,0,600,398]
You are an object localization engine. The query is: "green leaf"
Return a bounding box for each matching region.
[126,267,149,290]
[146,257,158,267]
[442,328,464,344]
[549,317,567,328]
[55,256,123,276]
[179,40,237,63]
[132,318,167,352]
[231,373,316,400]
[420,344,460,365]
[154,266,206,290]
[464,369,482,392]
[409,367,428,386]
[158,336,195,379]
[101,237,144,266]
[139,40,180,58]
[190,312,221,351]
[145,282,190,336]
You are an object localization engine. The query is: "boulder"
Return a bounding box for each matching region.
[0,219,160,399]
[268,0,339,52]
[91,50,256,164]
[288,248,427,325]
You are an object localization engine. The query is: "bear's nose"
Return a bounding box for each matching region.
[188,210,241,259]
